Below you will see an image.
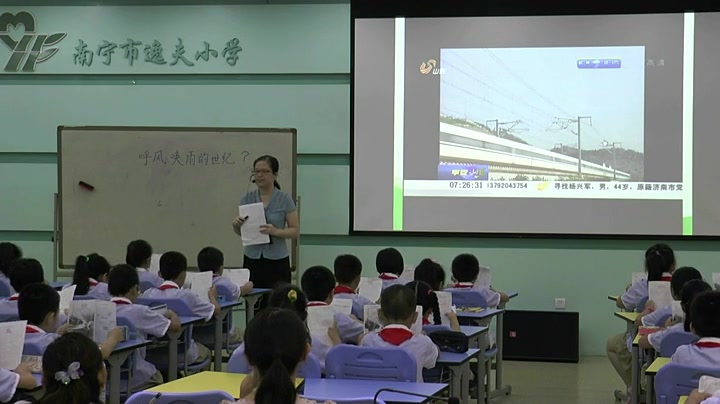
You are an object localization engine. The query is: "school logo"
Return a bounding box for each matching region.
[0,11,66,72]
[420,59,436,75]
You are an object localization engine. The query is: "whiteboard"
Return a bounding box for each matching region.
[58,126,296,269]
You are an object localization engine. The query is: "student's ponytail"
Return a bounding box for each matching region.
[645,244,675,282]
[73,255,91,295]
[255,357,296,404]
[430,291,442,326]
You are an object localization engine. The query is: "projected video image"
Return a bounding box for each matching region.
[438,47,646,182]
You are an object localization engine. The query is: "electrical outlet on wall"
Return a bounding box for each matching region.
[555,298,566,310]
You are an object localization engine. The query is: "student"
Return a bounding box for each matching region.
[361,284,439,382]
[672,290,720,366]
[414,258,446,292]
[69,254,112,301]
[449,253,509,307]
[0,242,21,295]
[686,390,720,404]
[376,248,404,289]
[0,258,46,321]
[142,251,215,368]
[301,266,364,367]
[108,264,181,391]
[223,308,333,404]
[125,240,162,291]
[197,246,254,301]
[30,333,107,404]
[333,254,374,320]
[607,243,676,392]
[635,266,702,328]
[639,279,711,352]
[0,365,36,404]
[407,280,460,331]
[18,283,122,360]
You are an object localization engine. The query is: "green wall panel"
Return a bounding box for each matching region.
[0,163,57,230]
[297,164,349,235]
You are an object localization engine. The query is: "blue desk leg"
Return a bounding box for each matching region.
[631,343,639,404]
[477,336,486,404]
[106,351,131,404]
[244,295,263,327]
[214,309,231,371]
[493,308,511,397]
[449,364,462,400]
[167,329,181,381]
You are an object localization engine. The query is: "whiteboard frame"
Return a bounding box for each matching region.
[56,125,298,273]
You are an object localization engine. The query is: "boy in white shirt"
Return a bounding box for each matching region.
[333,254,374,320]
[448,253,508,307]
[672,290,720,367]
[376,248,404,290]
[361,284,439,382]
[125,240,163,291]
[197,246,253,301]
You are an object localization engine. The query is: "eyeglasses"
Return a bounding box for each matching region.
[252,169,272,175]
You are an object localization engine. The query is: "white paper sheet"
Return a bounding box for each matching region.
[69,300,117,344]
[671,300,684,322]
[330,298,353,317]
[699,375,720,395]
[648,281,673,309]
[436,291,453,327]
[58,284,77,317]
[0,320,27,369]
[93,301,117,344]
[358,277,382,303]
[224,268,251,288]
[149,253,163,273]
[411,306,423,335]
[363,304,382,333]
[632,272,646,285]
[399,266,416,284]
[187,271,213,301]
[713,273,720,291]
[238,203,270,246]
[307,305,335,346]
[475,266,492,289]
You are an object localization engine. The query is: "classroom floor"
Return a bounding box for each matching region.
[492,356,621,403]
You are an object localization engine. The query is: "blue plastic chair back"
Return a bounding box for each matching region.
[73,295,96,301]
[0,281,12,298]
[125,390,234,404]
[214,283,236,302]
[446,289,488,309]
[423,324,451,335]
[228,343,322,378]
[325,345,417,382]
[660,331,698,357]
[655,363,720,404]
[136,297,195,317]
[654,313,672,327]
[636,296,649,313]
[303,398,385,404]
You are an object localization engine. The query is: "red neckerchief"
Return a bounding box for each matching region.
[695,341,720,348]
[453,283,473,289]
[158,282,179,291]
[111,298,132,305]
[422,317,431,325]
[89,278,98,287]
[379,273,399,281]
[378,325,414,345]
[307,302,328,307]
[25,325,43,334]
[212,274,220,279]
[7,294,19,301]
[660,276,672,282]
[334,285,355,295]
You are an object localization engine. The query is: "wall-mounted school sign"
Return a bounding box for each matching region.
[0,6,348,75]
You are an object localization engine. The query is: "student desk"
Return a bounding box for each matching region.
[242,288,271,326]
[460,326,489,404]
[645,356,671,404]
[496,292,517,397]
[149,371,448,403]
[609,295,619,302]
[615,311,640,334]
[630,333,643,404]
[106,338,151,404]
[437,348,481,404]
[679,396,687,404]
[165,315,206,381]
[214,300,245,371]
[457,307,505,401]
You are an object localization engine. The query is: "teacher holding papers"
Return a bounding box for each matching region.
[232,155,299,291]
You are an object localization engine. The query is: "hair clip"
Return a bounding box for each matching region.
[288,289,297,303]
[54,361,83,385]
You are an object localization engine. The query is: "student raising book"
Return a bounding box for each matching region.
[376,248,404,290]
[197,246,254,301]
[332,254,374,320]
[68,254,112,301]
[413,258,446,292]
[672,290,720,366]
[125,240,162,291]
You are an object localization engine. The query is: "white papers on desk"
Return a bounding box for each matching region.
[411,306,422,335]
[58,284,76,317]
[224,268,251,288]
[436,291,453,327]
[149,254,163,274]
[475,266,492,289]
[364,304,381,333]
[69,300,117,343]
[330,298,353,317]
[648,281,673,310]
[186,271,213,301]
[0,320,26,369]
[700,375,720,395]
[358,277,382,303]
[632,272,646,285]
[238,203,270,246]
[399,266,415,284]
[307,305,335,346]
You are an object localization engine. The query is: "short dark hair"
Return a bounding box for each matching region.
[0,242,22,278]
[9,258,45,292]
[197,246,224,273]
[18,283,59,325]
[301,266,335,302]
[451,254,480,283]
[159,251,187,281]
[268,283,308,322]
[671,266,702,297]
[380,284,417,322]
[414,258,446,291]
[108,264,140,297]
[126,240,152,268]
[334,254,363,284]
[376,248,404,275]
[690,290,720,338]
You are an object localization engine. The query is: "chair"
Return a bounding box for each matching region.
[73,294,96,301]
[423,324,451,335]
[0,281,11,297]
[654,313,672,327]
[214,283,236,302]
[446,289,488,310]
[227,344,322,378]
[303,398,385,404]
[655,363,720,404]
[125,390,234,404]
[660,331,697,357]
[325,345,417,382]
[636,296,649,313]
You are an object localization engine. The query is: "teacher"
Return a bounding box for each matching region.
[232,155,299,291]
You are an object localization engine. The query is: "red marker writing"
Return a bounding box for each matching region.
[78,181,95,191]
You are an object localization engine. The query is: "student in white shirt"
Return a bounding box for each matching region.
[0,242,22,296]
[361,284,439,382]
[407,280,460,331]
[125,240,162,291]
[333,254,374,319]
[448,253,508,307]
[635,266,701,328]
[376,248,404,290]
[142,251,217,369]
[672,290,720,367]
[414,258,446,292]
[108,264,181,391]
[0,365,36,403]
[608,243,676,392]
[197,246,254,301]
[0,258,46,322]
[301,266,364,368]
[69,254,112,301]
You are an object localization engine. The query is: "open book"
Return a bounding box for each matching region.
[223,268,251,289]
[185,271,213,301]
[363,304,382,333]
[69,300,117,344]
[648,281,673,309]
[0,320,26,370]
[358,278,382,303]
[307,305,335,346]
